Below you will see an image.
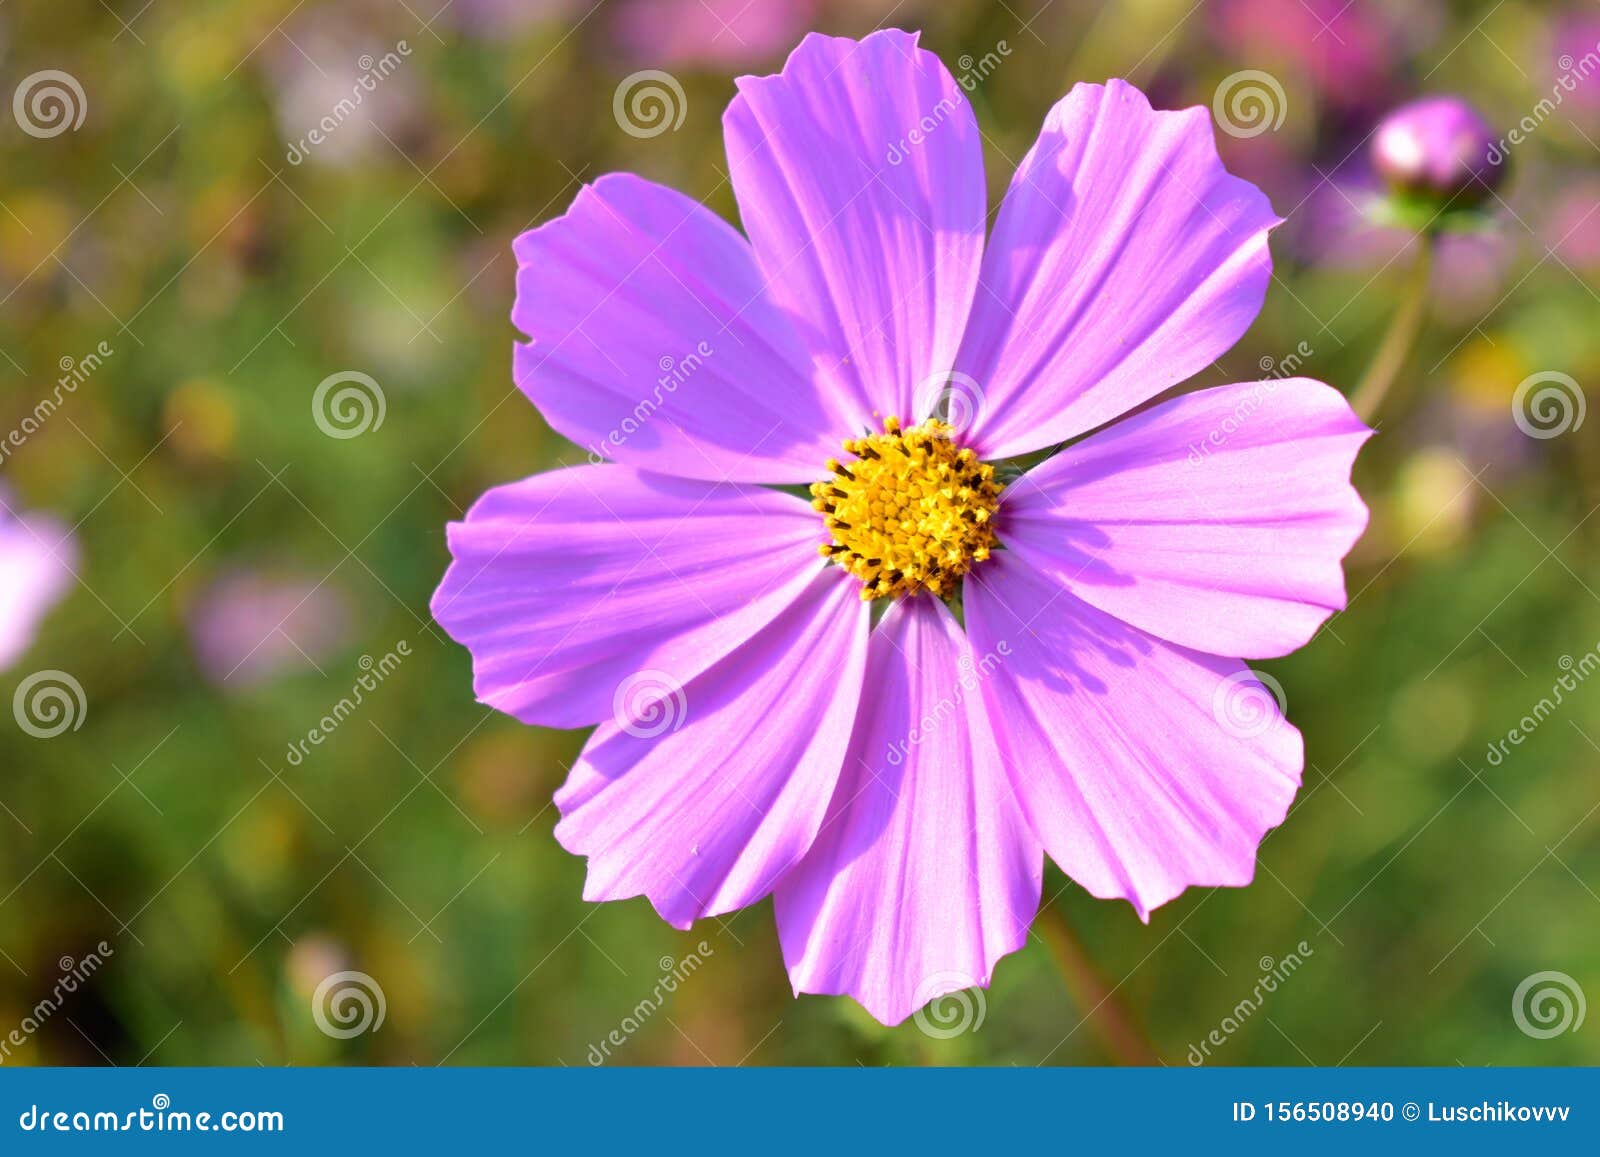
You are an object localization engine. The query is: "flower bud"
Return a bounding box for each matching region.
[1371,96,1506,209]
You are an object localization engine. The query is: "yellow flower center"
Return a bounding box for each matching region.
[811,416,1003,602]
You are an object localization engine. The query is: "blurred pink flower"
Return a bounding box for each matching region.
[1210,0,1398,109]
[1544,178,1600,268]
[414,0,576,37]
[188,569,353,688]
[1553,13,1600,118]
[1433,231,1517,316]
[1414,391,1538,484]
[1214,129,1304,206]
[0,491,76,670]
[1291,173,1515,319]
[264,11,426,168]
[612,0,815,68]
[1286,162,1395,268]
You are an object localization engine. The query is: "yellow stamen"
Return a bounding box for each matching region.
[811,416,1003,601]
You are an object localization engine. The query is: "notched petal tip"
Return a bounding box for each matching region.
[552,568,868,932]
[791,963,1013,1030]
[956,75,1283,460]
[774,596,1041,1028]
[728,27,924,97]
[966,558,1305,924]
[431,466,831,730]
[1000,374,1376,659]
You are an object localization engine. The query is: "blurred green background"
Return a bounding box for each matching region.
[1,0,1597,1066]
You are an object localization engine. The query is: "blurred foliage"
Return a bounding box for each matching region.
[1,0,1597,1066]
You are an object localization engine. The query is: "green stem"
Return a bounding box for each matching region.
[1035,900,1161,1065]
[1351,233,1436,423]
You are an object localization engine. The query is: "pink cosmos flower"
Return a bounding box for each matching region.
[1371,96,1506,208]
[188,569,353,688]
[433,31,1372,1025]
[1545,178,1600,269]
[1208,0,1398,110]
[611,0,816,69]
[1553,13,1600,121]
[0,489,76,671]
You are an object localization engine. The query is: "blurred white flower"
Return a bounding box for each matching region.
[0,489,77,671]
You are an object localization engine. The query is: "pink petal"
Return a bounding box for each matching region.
[555,568,867,928]
[776,596,1042,1026]
[967,553,1303,919]
[511,173,854,483]
[725,30,985,425]
[955,80,1280,460]
[1002,379,1372,658]
[431,465,825,729]
[0,502,76,670]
